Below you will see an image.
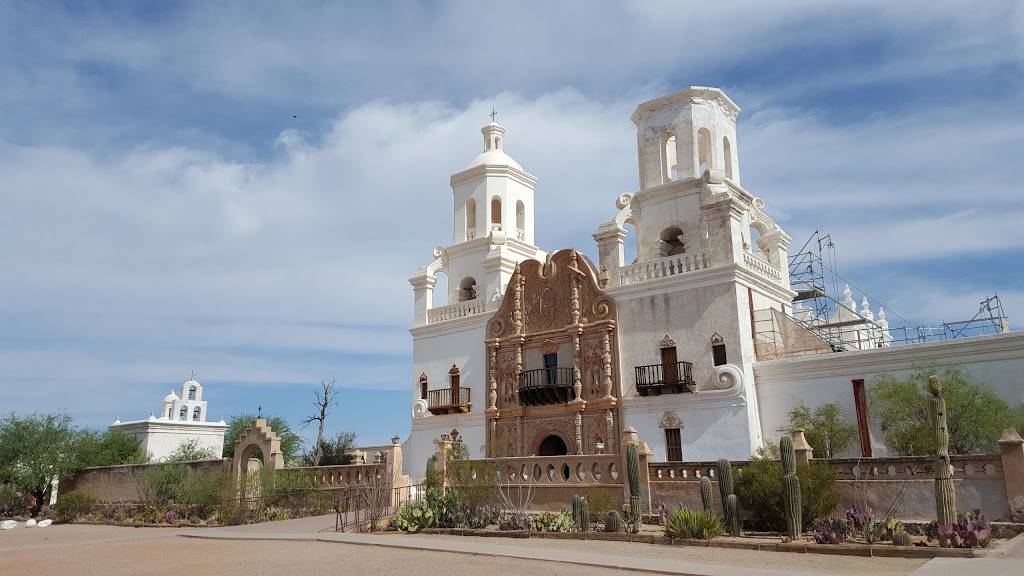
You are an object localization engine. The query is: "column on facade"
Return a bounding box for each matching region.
[409,274,436,327]
[593,224,627,286]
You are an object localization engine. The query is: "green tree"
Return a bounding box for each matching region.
[222,414,303,464]
[300,431,357,466]
[779,402,857,458]
[870,366,1022,455]
[0,413,78,515]
[73,429,147,468]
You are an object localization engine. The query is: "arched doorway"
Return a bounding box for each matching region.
[232,419,284,499]
[537,435,568,456]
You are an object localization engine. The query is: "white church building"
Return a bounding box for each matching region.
[110,376,227,461]
[403,86,1024,478]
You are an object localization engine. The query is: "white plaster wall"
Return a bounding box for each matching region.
[754,331,1024,457]
[622,394,753,462]
[114,422,226,462]
[404,414,486,479]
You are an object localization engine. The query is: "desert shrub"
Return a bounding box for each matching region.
[735,460,839,532]
[779,403,857,458]
[532,511,574,532]
[54,491,95,523]
[664,507,723,540]
[173,471,233,519]
[584,489,618,519]
[0,483,28,517]
[813,517,852,544]
[498,511,531,531]
[143,463,188,505]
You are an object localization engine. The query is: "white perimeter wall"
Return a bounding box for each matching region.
[754,331,1024,457]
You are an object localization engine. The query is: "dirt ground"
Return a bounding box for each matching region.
[0,524,631,576]
[0,523,934,576]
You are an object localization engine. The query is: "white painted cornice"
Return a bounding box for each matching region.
[754,331,1024,380]
[410,310,495,339]
[450,163,538,189]
[630,86,741,125]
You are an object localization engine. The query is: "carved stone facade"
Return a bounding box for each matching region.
[485,249,622,457]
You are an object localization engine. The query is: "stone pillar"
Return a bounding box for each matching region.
[593,224,627,283]
[792,429,814,465]
[998,428,1024,515]
[410,274,437,327]
[434,438,453,489]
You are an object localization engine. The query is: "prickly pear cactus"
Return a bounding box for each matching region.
[571,495,590,532]
[780,434,802,540]
[605,510,621,533]
[699,475,714,513]
[929,375,957,533]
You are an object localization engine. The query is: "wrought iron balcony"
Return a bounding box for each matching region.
[634,361,694,396]
[518,367,574,406]
[427,387,471,415]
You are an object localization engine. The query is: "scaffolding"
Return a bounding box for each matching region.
[753,231,1011,361]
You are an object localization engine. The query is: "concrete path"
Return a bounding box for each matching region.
[910,532,1024,575]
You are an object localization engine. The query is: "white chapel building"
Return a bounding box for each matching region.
[402,86,1024,478]
[110,376,227,462]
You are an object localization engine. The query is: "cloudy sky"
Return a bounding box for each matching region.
[1,1,1022,447]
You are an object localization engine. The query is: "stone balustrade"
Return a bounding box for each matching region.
[617,252,711,286]
[742,251,783,283]
[287,463,388,489]
[426,297,486,324]
[456,455,624,486]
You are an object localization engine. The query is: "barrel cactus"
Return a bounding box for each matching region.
[892,531,913,547]
[716,459,740,536]
[930,375,957,536]
[699,475,714,513]
[780,434,803,540]
[571,495,590,532]
[605,510,622,533]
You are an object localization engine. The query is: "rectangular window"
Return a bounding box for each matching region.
[543,353,558,385]
[712,343,727,366]
[665,428,682,462]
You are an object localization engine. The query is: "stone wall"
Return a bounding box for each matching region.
[649,452,1020,522]
[60,459,229,504]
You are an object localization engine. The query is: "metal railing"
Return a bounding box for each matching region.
[427,387,471,414]
[518,367,575,405]
[334,483,423,532]
[634,361,694,396]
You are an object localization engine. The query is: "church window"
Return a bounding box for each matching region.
[178,406,188,421]
[697,128,712,175]
[665,428,682,461]
[448,364,461,405]
[543,352,558,386]
[465,198,477,238]
[419,374,428,400]
[167,406,173,419]
[192,406,201,421]
[660,340,679,383]
[490,197,502,228]
[458,277,478,301]
[662,133,678,182]
[188,385,197,400]
[711,334,727,366]
[723,136,733,180]
[658,226,686,257]
[515,200,525,236]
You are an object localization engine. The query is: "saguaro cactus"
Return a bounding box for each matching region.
[780,434,803,540]
[626,442,642,533]
[930,375,957,532]
[571,495,590,532]
[716,458,740,536]
[699,475,714,513]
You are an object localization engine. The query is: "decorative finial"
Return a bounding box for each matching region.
[489,106,498,123]
[257,405,262,418]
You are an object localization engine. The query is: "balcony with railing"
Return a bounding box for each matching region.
[617,252,711,287]
[634,361,694,396]
[427,387,471,415]
[742,251,783,283]
[518,367,575,406]
[426,297,486,324]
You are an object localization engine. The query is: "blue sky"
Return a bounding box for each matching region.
[1,1,1022,449]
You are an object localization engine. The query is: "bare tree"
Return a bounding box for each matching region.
[302,378,337,466]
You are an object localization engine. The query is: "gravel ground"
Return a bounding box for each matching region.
[0,525,635,576]
[417,533,929,575]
